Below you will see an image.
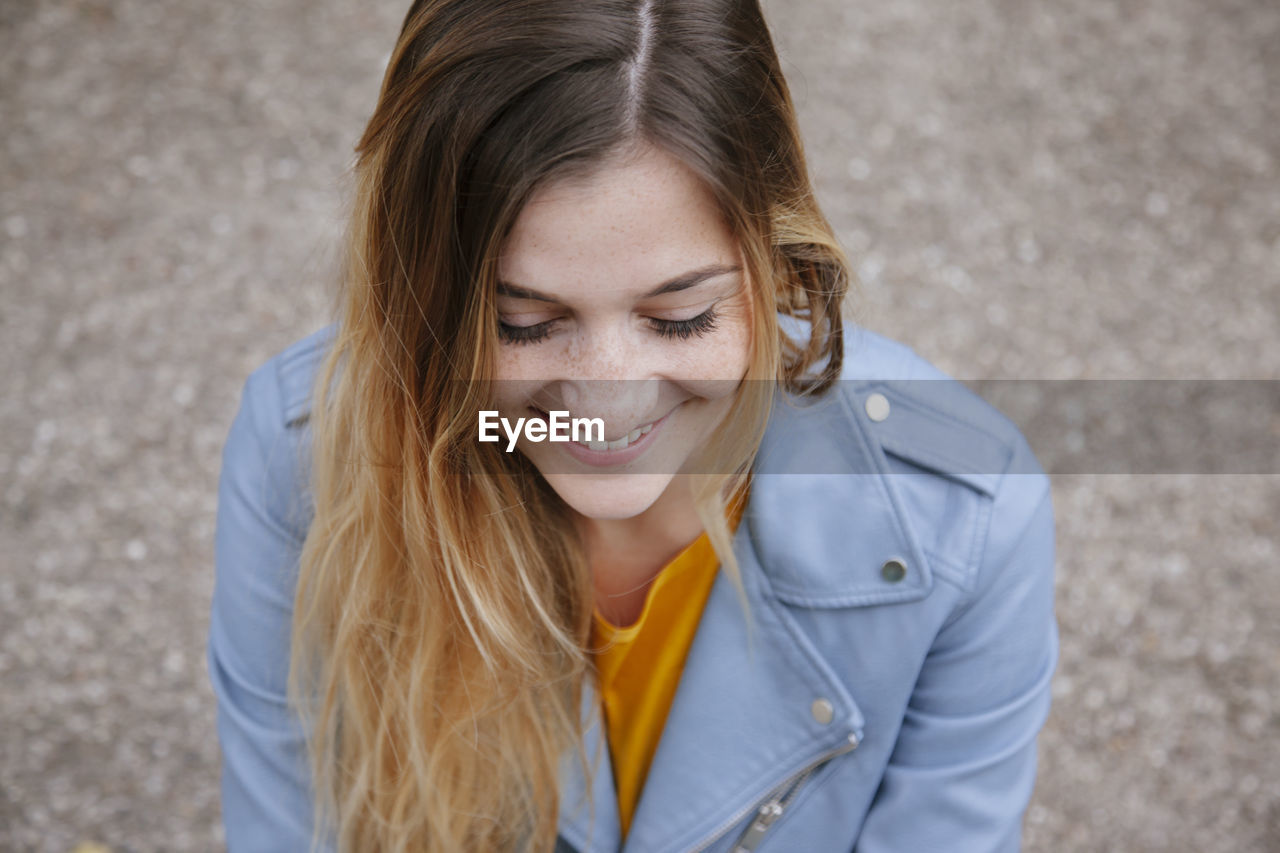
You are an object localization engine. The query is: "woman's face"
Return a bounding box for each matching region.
[491,143,753,521]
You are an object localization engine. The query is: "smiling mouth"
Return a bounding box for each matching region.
[529,407,661,452]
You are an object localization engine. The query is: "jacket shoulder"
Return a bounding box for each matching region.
[780,314,1042,494]
[836,324,1047,497]
[229,323,336,544]
[755,319,1051,605]
[242,322,338,431]
[835,324,1050,598]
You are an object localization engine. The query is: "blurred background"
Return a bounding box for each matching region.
[1,0,1277,850]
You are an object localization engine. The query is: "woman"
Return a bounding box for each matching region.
[207,1,1058,851]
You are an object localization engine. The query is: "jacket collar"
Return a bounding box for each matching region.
[747,378,935,608]
[558,379,933,852]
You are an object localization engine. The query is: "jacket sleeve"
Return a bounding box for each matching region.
[854,458,1058,852]
[207,366,336,853]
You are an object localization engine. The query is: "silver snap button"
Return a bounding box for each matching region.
[811,698,834,725]
[881,559,907,583]
[864,392,890,422]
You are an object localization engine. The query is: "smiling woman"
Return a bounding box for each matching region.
[207,1,1058,851]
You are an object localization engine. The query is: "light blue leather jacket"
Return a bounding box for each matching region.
[208,319,1058,853]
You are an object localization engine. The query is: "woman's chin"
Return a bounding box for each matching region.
[544,472,675,521]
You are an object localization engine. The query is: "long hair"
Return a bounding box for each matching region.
[287,1,851,850]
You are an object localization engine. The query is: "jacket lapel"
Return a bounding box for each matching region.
[558,380,932,852]
[619,519,867,852]
[557,679,622,853]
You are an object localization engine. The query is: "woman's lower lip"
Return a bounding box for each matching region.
[537,406,675,467]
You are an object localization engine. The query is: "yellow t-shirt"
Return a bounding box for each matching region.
[588,485,749,838]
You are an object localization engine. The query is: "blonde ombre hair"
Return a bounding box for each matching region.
[286,1,852,850]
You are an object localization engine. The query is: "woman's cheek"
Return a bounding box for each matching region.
[494,345,554,384]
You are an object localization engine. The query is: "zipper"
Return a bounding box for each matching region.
[686,730,861,853]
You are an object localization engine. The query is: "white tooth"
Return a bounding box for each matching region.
[579,424,653,452]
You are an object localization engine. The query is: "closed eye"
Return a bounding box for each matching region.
[649,306,719,340]
[497,319,555,345]
[497,306,720,345]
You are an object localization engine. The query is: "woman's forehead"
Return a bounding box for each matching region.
[498,147,739,302]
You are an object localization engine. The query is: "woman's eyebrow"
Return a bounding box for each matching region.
[496,263,741,304]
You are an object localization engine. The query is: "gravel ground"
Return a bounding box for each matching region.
[2,0,1277,851]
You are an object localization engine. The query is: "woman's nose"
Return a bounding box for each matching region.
[554,324,665,441]
[556,378,662,441]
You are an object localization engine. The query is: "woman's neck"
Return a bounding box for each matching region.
[574,477,705,627]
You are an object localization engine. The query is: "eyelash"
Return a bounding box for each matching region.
[497,307,720,346]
